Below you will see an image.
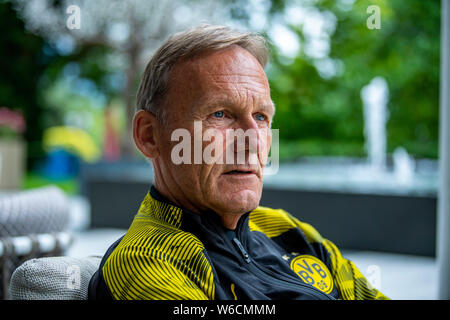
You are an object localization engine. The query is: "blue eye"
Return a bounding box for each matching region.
[213,111,225,118]
[255,113,266,121]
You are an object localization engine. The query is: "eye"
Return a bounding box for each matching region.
[213,111,225,118]
[255,113,266,121]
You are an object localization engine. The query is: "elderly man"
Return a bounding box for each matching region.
[88,25,388,300]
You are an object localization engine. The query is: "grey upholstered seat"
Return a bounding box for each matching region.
[9,256,101,300]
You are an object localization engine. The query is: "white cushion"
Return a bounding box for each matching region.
[9,256,101,300]
[0,186,70,237]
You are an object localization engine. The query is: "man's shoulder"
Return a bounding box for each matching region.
[108,217,206,262]
[249,206,324,243]
[99,218,213,299]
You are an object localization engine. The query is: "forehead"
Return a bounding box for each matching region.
[168,46,272,109]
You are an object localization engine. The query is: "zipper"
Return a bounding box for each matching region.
[232,238,251,263]
[231,235,334,300]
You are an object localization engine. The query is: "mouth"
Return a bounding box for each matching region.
[224,170,255,175]
[222,167,259,177]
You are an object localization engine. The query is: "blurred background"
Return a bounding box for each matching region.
[0,0,443,299]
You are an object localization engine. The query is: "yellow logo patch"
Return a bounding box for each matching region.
[290,255,333,294]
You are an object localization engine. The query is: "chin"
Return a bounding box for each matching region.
[215,188,261,215]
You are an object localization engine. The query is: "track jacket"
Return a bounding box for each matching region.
[88,186,388,300]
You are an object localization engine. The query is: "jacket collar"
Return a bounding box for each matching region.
[139,185,251,243]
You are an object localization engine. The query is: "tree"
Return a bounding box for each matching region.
[232,0,440,160]
[12,0,225,157]
[0,0,62,167]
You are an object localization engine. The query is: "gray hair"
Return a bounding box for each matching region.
[136,24,270,121]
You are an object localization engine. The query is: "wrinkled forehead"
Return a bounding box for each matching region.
[167,46,272,108]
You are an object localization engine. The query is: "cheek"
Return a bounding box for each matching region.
[266,133,272,156]
[201,127,229,163]
[257,129,272,165]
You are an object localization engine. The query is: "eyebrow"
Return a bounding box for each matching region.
[192,95,276,117]
[260,101,276,116]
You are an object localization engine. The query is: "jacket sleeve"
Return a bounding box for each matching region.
[287,212,389,300]
[102,247,213,300]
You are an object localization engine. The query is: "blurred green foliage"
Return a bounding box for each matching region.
[0,0,117,169]
[0,1,52,166]
[265,0,440,160]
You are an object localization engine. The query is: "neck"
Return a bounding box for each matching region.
[152,174,243,230]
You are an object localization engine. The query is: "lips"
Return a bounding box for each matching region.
[224,170,254,175]
[222,167,258,176]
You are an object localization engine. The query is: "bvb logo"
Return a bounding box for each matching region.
[290,255,333,294]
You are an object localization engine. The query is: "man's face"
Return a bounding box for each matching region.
[155,46,274,218]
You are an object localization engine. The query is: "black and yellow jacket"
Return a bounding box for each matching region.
[88,186,388,300]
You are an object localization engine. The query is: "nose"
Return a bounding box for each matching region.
[246,117,262,151]
[226,116,268,165]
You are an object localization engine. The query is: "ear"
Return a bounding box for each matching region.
[133,109,160,159]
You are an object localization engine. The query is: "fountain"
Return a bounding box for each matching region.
[263,76,437,196]
[393,146,416,186]
[361,77,416,188]
[361,76,389,173]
